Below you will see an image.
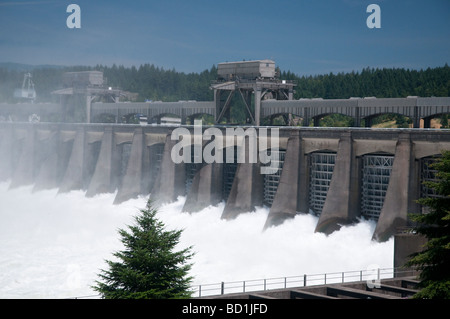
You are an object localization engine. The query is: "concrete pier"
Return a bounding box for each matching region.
[315,132,359,234]
[0,122,449,242]
[182,163,223,213]
[114,128,147,204]
[221,135,264,220]
[373,134,413,242]
[150,134,186,205]
[263,131,304,229]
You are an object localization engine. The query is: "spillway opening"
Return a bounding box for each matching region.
[118,142,132,181]
[84,141,101,189]
[185,145,203,194]
[222,146,238,201]
[10,135,24,178]
[309,151,336,216]
[262,149,286,207]
[360,153,394,221]
[148,143,165,191]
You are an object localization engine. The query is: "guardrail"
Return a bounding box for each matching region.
[190,267,417,298]
[68,267,417,299]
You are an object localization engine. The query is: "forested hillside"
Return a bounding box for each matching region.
[0,63,448,104]
[283,65,450,99]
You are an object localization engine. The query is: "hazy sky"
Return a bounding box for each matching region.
[0,0,449,75]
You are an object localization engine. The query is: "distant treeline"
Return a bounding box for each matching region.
[0,63,448,104]
[283,65,450,99]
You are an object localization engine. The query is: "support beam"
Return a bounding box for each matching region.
[221,161,264,220]
[114,128,146,204]
[183,163,223,213]
[10,125,36,189]
[33,130,61,191]
[150,134,186,205]
[0,125,14,182]
[59,128,86,193]
[221,135,264,219]
[264,132,305,229]
[315,132,359,234]
[373,134,413,242]
[215,90,234,124]
[255,88,261,126]
[86,127,118,197]
[238,89,255,124]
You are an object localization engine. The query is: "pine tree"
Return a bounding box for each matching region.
[93,200,194,299]
[406,151,450,299]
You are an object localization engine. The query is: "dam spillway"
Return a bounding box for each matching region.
[0,122,449,242]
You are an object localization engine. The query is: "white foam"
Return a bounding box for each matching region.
[0,182,393,298]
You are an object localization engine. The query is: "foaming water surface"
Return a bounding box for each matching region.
[0,182,394,298]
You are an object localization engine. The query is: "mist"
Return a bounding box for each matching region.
[0,181,394,299]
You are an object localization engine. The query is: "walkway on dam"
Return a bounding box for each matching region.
[199,276,420,299]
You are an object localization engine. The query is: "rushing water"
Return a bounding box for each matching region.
[0,181,394,299]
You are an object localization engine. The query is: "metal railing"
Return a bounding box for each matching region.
[67,267,417,299]
[190,267,417,298]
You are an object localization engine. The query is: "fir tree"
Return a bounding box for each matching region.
[93,200,194,299]
[406,150,450,299]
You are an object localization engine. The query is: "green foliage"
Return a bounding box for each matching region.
[92,200,194,299]
[283,64,450,99]
[440,114,449,129]
[318,114,354,127]
[406,150,450,299]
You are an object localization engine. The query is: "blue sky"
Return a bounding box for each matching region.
[0,0,449,75]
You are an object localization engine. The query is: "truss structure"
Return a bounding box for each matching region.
[309,152,337,215]
[361,154,394,220]
[263,150,286,206]
[211,79,295,126]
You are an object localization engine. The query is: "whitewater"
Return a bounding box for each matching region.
[0,181,394,299]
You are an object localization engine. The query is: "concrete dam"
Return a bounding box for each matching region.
[0,122,449,242]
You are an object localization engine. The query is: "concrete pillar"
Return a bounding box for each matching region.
[0,125,14,182]
[315,132,359,235]
[413,106,421,128]
[33,130,60,191]
[373,134,413,242]
[150,134,186,205]
[221,161,264,220]
[114,128,145,204]
[86,127,118,197]
[264,131,306,229]
[9,125,36,189]
[221,135,264,220]
[86,95,92,123]
[59,128,86,193]
[182,162,223,213]
[313,117,320,127]
[303,108,310,127]
[353,107,361,127]
[255,88,261,126]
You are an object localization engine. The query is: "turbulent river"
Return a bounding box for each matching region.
[0,181,394,298]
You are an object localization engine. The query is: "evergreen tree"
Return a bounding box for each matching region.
[93,200,194,299]
[406,151,450,299]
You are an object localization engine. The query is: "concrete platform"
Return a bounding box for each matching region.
[200,277,420,299]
